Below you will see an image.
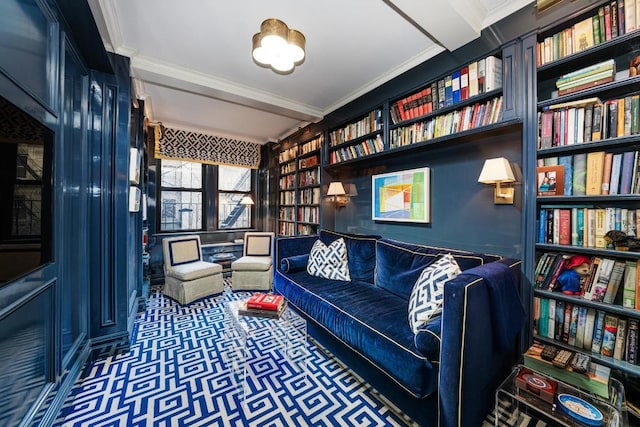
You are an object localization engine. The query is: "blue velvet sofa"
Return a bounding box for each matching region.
[274,230,525,427]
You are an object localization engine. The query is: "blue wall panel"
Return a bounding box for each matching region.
[332,126,522,258]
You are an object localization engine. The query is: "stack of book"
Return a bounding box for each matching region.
[555,59,616,96]
[237,293,287,319]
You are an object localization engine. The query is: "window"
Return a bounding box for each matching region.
[218,165,252,229]
[157,161,254,232]
[159,160,203,231]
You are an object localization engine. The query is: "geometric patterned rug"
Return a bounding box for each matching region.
[53,284,417,427]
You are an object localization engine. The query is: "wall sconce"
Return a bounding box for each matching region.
[478,157,516,204]
[326,182,348,208]
[240,196,255,205]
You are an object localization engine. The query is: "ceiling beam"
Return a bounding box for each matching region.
[386,0,486,51]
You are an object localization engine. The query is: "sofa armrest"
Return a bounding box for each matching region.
[275,235,318,268]
[439,258,523,427]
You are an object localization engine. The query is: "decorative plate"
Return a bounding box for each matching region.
[557,393,604,426]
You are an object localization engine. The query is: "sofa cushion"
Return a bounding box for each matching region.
[167,260,221,281]
[408,254,461,334]
[307,238,351,281]
[275,270,439,398]
[375,239,439,300]
[231,256,272,271]
[319,230,380,283]
[280,254,309,273]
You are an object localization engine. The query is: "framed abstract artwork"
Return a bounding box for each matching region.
[372,167,430,223]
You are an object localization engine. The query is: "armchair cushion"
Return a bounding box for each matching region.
[244,233,274,256]
[167,261,222,281]
[166,237,202,266]
[232,256,272,271]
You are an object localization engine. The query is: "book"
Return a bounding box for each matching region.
[591,310,606,354]
[614,318,627,360]
[585,151,605,195]
[246,293,285,311]
[573,16,594,52]
[623,260,638,309]
[484,56,502,92]
[601,314,618,357]
[603,260,626,304]
[601,152,613,194]
[609,153,623,195]
[627,319,639,364]
[568,304,580,346]
[591,258,615,302]
[237,300,287,319]
[575,305,588,349]
[573,153,587,195]
[583,307,597,350]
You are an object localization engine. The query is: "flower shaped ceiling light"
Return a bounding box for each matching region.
[252,19,305,73]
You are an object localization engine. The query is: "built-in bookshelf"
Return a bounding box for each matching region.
[323,47,518,169]
[531,0,640,380]
[277,133,323,236]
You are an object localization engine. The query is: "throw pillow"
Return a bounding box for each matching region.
[307,238,351,281]
[408,254,461,334]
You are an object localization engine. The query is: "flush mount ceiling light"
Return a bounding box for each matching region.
[252,18,305,74]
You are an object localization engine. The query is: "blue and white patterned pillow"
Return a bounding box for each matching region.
[307,238,351,281]
[408,254,461,334]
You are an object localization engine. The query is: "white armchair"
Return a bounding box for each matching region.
[230,232,274,291]
[162,235,223,304]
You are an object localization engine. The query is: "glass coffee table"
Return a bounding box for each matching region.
[220,298,308,407]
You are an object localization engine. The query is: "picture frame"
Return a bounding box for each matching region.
[129,147,141,185]
[129,186,141,212]
[537,165,564,196]
[372,167,430,223]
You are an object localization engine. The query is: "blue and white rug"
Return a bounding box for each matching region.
[54,286,415,426]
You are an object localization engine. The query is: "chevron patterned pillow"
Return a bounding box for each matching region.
[408,254,461,334]
[307,238,351,281]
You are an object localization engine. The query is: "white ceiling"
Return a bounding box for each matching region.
[88,0,533,144]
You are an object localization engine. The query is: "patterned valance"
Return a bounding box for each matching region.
[154,126,261,169]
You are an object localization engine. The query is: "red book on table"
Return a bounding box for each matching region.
[246,293,284,311]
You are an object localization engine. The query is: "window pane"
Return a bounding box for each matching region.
[218,165,250,191]
[218,192,251,229]
[160,191,202,231]
[161,160,202,189]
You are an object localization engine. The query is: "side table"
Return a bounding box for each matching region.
[220,298,308,408]
[201,242,243,277]
[495,364,626,426]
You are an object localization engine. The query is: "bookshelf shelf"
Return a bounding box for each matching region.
[536,243,640,259]
[530,0,640,388]
[534,334,640,377]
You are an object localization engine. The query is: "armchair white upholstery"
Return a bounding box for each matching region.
[162,235,223,304]
[231,232,274,291]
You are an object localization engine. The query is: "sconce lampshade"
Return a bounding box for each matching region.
[240,196,255,205]
[327,182,346,196]
[478,157,515,184]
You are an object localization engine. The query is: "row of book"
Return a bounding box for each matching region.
[533,296,640,365]
[535,252,639,305]
[328,109,382,147]
[280,162,294,175]
[537,150,640,196]
[538,94,640,149]
[297,206,319,224]
[538,206,640,247]
[298,169,319,187]
[280,174,295,190]
[389,55,503,124]
[279,207,295,222]
[278,222,295,236]
[555,59,616,96]
[299,187,320,204]
[389,96,503,149]
[298,155,319,170]
[537,0,640,67]
[279,146,298,164]
[329,134,383,164]
[279,190,295,205]
[299,136,322,156]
